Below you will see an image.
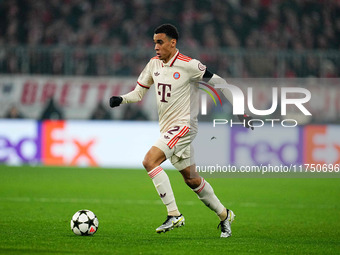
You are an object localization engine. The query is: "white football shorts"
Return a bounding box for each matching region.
[154,125,196,170]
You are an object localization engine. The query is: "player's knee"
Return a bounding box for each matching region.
[143,148,166,171]
[184,177,201,189]
[142,156,156,172]
[142,157,151,171]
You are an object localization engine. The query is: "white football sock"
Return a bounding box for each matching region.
[192,177,225,217]
[148,166,180,216]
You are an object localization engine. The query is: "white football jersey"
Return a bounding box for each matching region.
[137,50,206,133]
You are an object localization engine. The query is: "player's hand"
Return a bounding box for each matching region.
[237,114,254,130]
[109,96,123,108]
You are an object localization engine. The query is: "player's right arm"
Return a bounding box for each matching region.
[109,84,149,107]
[109,60,154,108]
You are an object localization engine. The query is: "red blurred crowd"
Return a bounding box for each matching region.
[0,0,339,77]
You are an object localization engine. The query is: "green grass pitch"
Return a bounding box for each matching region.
[0,165,339,254]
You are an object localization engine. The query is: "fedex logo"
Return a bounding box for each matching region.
[42,121,98,166]
[304,126,340,164]
[0,135,41,164]
[0,121,40,164]
[0,120,98,166]
[229,125,340,167]
[230,127,303,166]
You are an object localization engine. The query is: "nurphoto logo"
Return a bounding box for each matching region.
[199,81,312,128]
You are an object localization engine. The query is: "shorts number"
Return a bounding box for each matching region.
[167,126,180,135]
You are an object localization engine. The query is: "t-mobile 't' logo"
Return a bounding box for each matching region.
[158,83,171,102]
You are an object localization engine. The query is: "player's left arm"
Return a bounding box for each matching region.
[203,69,254,130]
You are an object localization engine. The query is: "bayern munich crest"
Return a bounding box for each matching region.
[173,72,180,79]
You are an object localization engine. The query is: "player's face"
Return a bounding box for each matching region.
[153,33,177,63]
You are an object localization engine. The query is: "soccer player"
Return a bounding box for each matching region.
[110,24,252,238]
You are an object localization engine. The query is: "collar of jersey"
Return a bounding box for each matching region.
[162,50,179,67]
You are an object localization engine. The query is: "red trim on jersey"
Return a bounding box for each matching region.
[148,166,163,178]
[178,53,192,59]
[177,57,191,62]
[137,81,150,89]
[169,51,180,67]
[178,55,191,59]
[151,56,159,60]
[177,53,192,62]
[167,126,189,149]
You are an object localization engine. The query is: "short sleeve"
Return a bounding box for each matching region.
[137,60,154,88]
[188,59,207,81]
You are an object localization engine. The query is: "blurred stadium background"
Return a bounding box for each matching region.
[1,0,339,77]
